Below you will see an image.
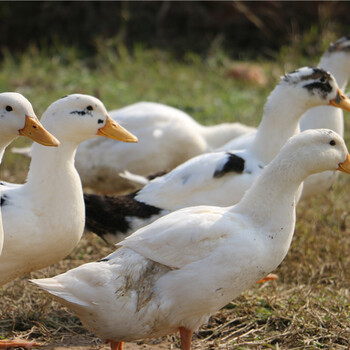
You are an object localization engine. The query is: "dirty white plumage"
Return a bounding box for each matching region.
[32,129,350,350]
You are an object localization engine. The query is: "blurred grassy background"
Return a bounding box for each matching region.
[2,0,350,181]
[1,1,350,349]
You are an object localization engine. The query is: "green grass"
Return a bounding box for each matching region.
[0,44,276,183]
[0,41,325,181]
[1,40,350,349]
[0,44,270,118]
[0,43,278,183]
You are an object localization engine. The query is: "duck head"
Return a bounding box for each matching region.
[281,66,350,112]
[40,94,138,144]
[0,92,59,147]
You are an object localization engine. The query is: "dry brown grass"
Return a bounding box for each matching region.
[1,172,350,349]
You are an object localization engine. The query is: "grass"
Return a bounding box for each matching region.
[1,39,350,349]
[0,43,274,182]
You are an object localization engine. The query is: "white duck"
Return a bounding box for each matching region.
[83,67,350,245]
[0,94,137,287]
[219,36,350,199]
[74,101,255,194]
[0,93,60,349]
[299,36,350,198]
[300,36,350,135]
[32,129,350,350]
[0,92,59,255]
[0,92,59,162]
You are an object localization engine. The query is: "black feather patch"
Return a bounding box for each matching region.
[300,67,331,81]
[70,110,86,116]
[1,194,7,206]
[283,67,332,84]
[303,81,332,95]
[97,257,110,262]
[84,192,161,243]
[146,170,168,180]
[213,152,245,178]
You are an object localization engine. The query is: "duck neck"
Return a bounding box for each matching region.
[26,140,81,196]
[234,152,308,241]
[0,136,17,164]
[249,90,302,164]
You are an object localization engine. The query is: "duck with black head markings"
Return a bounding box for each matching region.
[299,36,350,198]
[301,36,350,136]
[0,94,138,290]
[83,67,350,247]
[32,128,350,350]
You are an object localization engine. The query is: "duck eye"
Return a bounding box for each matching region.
[320,77,326,83]
[5,106,13,112]
[330,140,336,146]
[86,105,93,111]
